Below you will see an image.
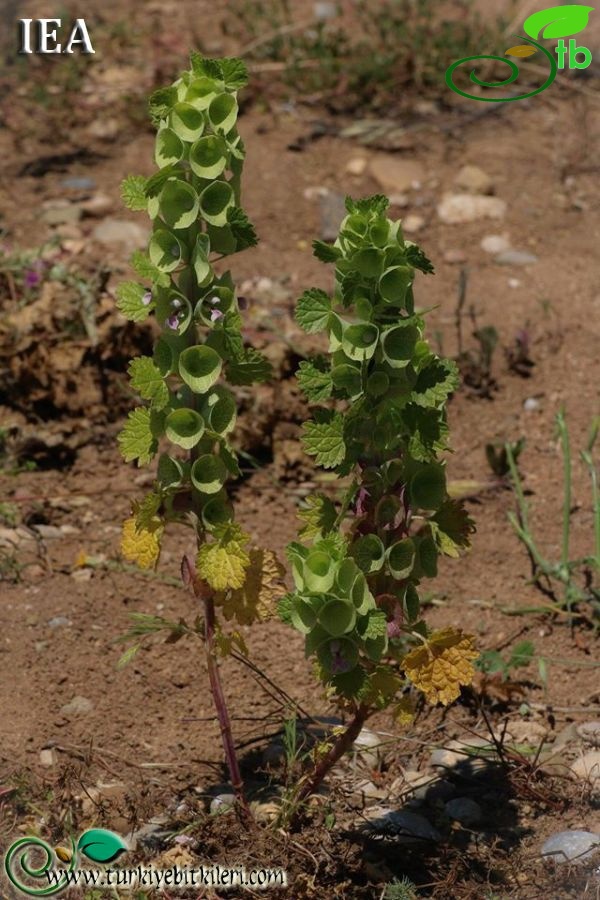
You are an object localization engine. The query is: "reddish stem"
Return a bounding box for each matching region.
[290,703,370,827]
[184,555,253,826]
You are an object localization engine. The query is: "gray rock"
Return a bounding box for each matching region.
[430,737,497,774]
[524,397,540,412]
[437,194,506,224]
[495,249,538,266]
[577,722,600,747]
[92,219,149,251]
[391,770,455,803]
[42,201,82,226]
[60,695,94,716]
[369,156,425,194]
[61,176,96,191]
[481,234,511,255]
[541,830,600,865]
[445,797,483,826]
[319,192,347,241]
[455,164,494,195]
[48,616,72,628]
[365,808,441,841]
[210,793,236,814]
[34,524,63,540]
[128,818,170,851]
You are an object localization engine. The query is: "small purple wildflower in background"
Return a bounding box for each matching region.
[210,309,224,322]
[142,291,152,306]
[24,269,41,288]
[166,314,180,330]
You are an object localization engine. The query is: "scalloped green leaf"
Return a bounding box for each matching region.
[128,357,169,410]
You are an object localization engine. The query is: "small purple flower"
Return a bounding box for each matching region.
[24,268,41,288]
[210,309,224,322]
[142,291,152,306]
[329,640,352,675]
[166,314,180,330]
[355,486,370,517]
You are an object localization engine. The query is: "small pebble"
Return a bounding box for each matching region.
[481,234,511,254]
[345,157,367,176]
[495,249,539,266]
[524,397,540,411]
[571,751,600,787]
[365,808,441,841]
[508,278,521,288]
[403,214,425,234]
[210,793,236,814]
[48,616,72,628]
[443,249,467,264]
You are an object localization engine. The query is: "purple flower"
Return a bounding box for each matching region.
[210,309,224,322]
[355,486,370,517]
[24,268,41,288]
[142,291,152,306]
[166,314,180,330]
[329,640,352,674]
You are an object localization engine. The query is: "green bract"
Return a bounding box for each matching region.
[281,194,474,701]
[119,54,269,541]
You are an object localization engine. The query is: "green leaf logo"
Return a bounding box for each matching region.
[77,829,128,864]
[523,4,594,40]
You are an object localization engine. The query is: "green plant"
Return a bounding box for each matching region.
[116,54,278,823]
[382,877,418,900]
[279,195,477,815]
[506,410,600,622]
[477,639,535,680]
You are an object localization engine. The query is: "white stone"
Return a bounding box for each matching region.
[437,193,506,224]
[403,214,425,234]
[60,696,94,716]
[345,157,368,176]
[455,164,494,195]
[481,234,511,254]
[571,751,600,786]
[370,156,425,194]
[92,219,149,251]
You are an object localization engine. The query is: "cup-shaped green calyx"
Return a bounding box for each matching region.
[280,194,476,709]
[118,54,272,583]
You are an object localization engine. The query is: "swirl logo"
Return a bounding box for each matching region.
[4,829,127,896]
[445,4,594,102]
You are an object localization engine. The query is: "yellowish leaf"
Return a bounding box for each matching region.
[214,628,249,658]
[403,628,478,706]
[121,516,162,570]
[505,45,537,57]
[218,549,286,624]
[74,549,89,568]
[392,695,416,726]
[197,528,251,591]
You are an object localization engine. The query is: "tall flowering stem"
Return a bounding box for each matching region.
[281,196,478,817]
[117,55,275,822]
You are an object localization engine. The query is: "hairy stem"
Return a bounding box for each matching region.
[289,704,369,826]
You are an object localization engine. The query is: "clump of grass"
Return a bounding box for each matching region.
[223,0,508,112]
[507,410,600,624]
